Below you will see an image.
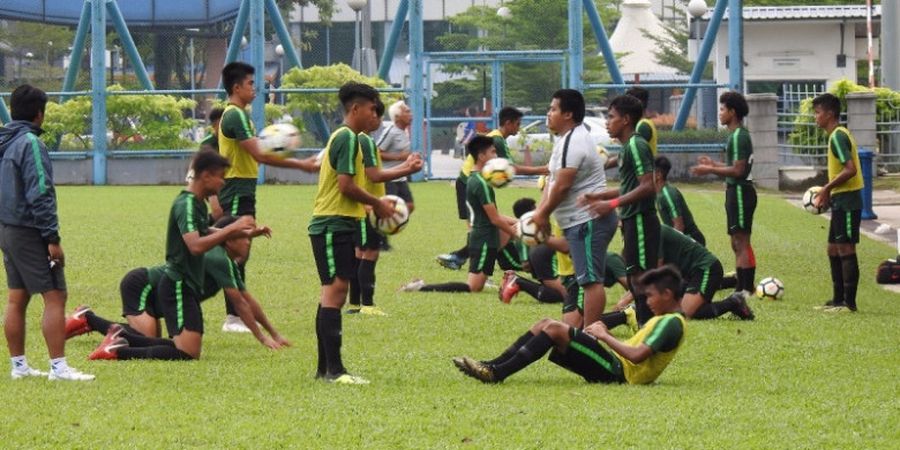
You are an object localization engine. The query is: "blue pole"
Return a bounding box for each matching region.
[218,0,249,97]
[728,0,743,92]
[377,0,409,82]
[491,60,502,129]
[860,148,878,220]
[91,0,108,185]
[63,1,91,95]
[250,0,266,184]
[567,0,584,91]
[409,0,425,182]
[106,0,153,90]
[264,0,301,70]
[0,99,10,123]
[674,0,728,131]
[582,0,624,87]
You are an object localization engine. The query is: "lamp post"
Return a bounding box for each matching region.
[687,0,707,126]
[186,28,199,119]
[275,44,285,104]
[347,0,368,74]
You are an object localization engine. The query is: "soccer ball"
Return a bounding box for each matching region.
[518,211,547,246]
[258,123,301,158]
[802,186,829,215]
[482,158,515,188]
[755,277,785,300]
[367,195,410,236]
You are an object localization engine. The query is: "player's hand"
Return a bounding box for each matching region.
[530,209,548,231]
[260,336,283,350]
[234,215,255,228]
[697,155,713,166]
[48,243,64,268]
[690,164,712,176]
[582,198,615,218]
[250,226,272,239]
[405,153,424,173]
[373,199,395,219]
[583,321,609,339]
[576,192,604,205]
[211,204,224,221]
[613,299,631,311]
[272,334,292,347]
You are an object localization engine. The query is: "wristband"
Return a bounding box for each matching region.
[609,198,620,209]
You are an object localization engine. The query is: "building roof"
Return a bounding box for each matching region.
[702,5,881,21]
[610,0,679,76]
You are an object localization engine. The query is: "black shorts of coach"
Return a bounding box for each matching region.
[310,231,357,285]
[455,177,469,220]
[386,180,414,205]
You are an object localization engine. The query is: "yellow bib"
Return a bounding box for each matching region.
[220,104,258,179]
[313,127,368,218]
[551,219,574,276]
[615,313,686,384]
[637,118,658,157]
[828,127,863,194]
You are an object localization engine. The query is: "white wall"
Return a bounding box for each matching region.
[291,0,505,23]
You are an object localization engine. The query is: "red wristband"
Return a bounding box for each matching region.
[609,198,620,209]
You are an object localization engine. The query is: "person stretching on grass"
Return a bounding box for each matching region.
[453,265,686,385]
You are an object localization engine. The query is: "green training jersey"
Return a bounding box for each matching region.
[309,127,366,235]
[657,183,700,237]
[604,252,628,288]
[827,127,863,210]
[617,133,656,219]
[466,172,499,248]
[164,191,210,293]
[725,127,753,185]
[199,133,218,151]
[358,132,385,198]
[200,245,245,299]
[659,225,717,277]
[147,265,166,288]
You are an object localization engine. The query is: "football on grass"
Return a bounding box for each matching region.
[756,277,785,300]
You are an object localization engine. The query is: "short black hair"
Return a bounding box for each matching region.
[466,135,495,160]
[625,87,649,108]
[498,106,524,127]
[639,265,684,300]
[10,84,48,122]
[609,94,643,126]
[719,91,749,120]
[551,89,585,124]
[222,62,255,95]
[192,149,231,175]
[338,82,380,111]
[512,197,537,218]
[654,155,672,180]
[375,98,386,118]
[812,93,842,119]
[208,107,225,124]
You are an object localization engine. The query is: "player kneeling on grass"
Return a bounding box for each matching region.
[453,265,686,384]
[401,135,519,293]
[64,215,288,360]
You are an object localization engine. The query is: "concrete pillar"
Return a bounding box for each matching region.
[745,93,779,189]
[846,91,878,152]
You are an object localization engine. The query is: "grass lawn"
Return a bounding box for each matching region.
[1,182,898,448]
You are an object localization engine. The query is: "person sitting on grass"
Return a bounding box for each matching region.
[453,265,686,385]
[400,135,518,293]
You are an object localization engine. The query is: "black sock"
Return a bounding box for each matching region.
[633,292,652,326]
[493,332,554,381]
[737,267,756,292]
[829,255,844,304]
[452,245,469,259]
[535,286,564,303]
[358,259,376,307]
[315,305,326,376]
[600,311,627,329]
[120,330,176,348]
[841,254,859,309]
[348,257,361,307]
[420,282,471,292]
[719,273,738,290]
[484,331,535,365]
[118,346,193,360]
[691,303,724,320]
[515,278,542,299]
[84,312,123,335]
[319,307,345,375]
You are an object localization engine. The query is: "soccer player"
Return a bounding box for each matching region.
[64,215,290,360]
[452,265,686,385]
[605,87,657,169]
[654,155,706,245]
[400,135,519,294]
[812,93,863,313]
[199,107,225,152]
[437,106,548,270]
[580,94,659,327]
[214,62,317,333]
[691,91,757,295]
[530,89,617,328]
[0,84,93,381]
[347,100,423,315]
[310,82,396,385]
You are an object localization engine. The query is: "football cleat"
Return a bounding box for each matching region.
[813,300,841,311]
[399,279,425,292]
[64,305,93,339]
[88,325,128,360]
[10,366,48,380]
[459,357,499,384]
[436,254,464,270]
[359,306,388,316]
[345,307,362,315]
[623,305,640,332]
[222,314,252,333]
[325,373,370,385]
[824,305,857,313]
[499,271,520,304]
[731,291,755,321]
[48,366,95,381]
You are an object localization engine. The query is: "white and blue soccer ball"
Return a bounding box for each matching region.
[367,195,410,236]
[755,277,785,300]
[518,211,547,246]
[802,186,829,215]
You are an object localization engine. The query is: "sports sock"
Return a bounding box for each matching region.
[633,292,653,326]
[10,355,27,371]
[120,330,176,348]
[515,278,542,299]
[737,267,756,292]
[452,241,470,259]
[515,279,564,303]
[49,357,69,373]
[84,311,138,336]
[841,254,859,309]
[599,311,627,329]
[484,331,535,366]
[315,305,326,376]
[358,259,377,307]
[420,282,471,292]
[690,303,724,320]
[829,255,844,304]
[492,332,553,381]
[118,346,193,360]
[319,307,345,375]
[348,257,361,307]
[719,273,738,290]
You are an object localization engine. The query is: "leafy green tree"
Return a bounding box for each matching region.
[281,63,400,117]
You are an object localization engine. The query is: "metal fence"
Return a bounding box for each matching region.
[876,94,900,172]
[776,81,829,166]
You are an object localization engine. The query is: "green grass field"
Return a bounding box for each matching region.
[1,182,898,448]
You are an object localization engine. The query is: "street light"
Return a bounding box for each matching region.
[275,44,285,104]
[347,0,368,74]
[496,6,511,19]
[186,28,200,119]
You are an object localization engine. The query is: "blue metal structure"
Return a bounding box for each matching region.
[408,0,425,182]
[673,0,729,131]
[90,0,108,185]
[582,0,624,89]
[0,0,241,26]
[377,0,409,82]
[728,0,744,92]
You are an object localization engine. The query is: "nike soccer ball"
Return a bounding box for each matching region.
[518,211,547,246]
[367,195,410,236]
[802,186,829,215]
[258,123,301,158]
[482,158,515,188]
[755,277,785,300]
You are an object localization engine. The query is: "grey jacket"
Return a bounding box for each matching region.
[0,120,60,243]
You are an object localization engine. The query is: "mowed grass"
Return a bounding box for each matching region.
[1,182,899,449]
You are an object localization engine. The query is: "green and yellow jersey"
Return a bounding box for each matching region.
[827,126,863,210]
[617,133,656,219]
[551,220,575,277]
[725,127,753,185]
[218,104,258,210]
[615,312,686,384]
[636,118,658,157]
[309,127,367,235]
[466,172,499,249]
[164,191,210,293]
[199,132,218,151]
[359,132,385,198]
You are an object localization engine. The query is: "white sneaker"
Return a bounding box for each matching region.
[484,279,499,291]
[48,367,95,381]
[222,314,252,333]
[10,366,48,380]
[399,279,425,292]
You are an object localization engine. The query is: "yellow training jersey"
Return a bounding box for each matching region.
[615,313,686,384]
[313,127,368,219]
[219,104,258,179]
[827,126,863,194]
[636,118,658,157]
[552,219,574,277]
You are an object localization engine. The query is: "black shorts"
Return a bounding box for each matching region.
[455,177,469,220]
[528,244,558,281]
[621,212,661,274]
[548,327,626,383]
[828,208,862,244]
[354,218,384,250]
[121,268,159,317]
[467,242,497,276]
[0,223,66,294]
[725,184,756,235]
[219,179,257,217]
[562,275,583,314]
[157,275,203,337]
[684,260,724,303]
[386,180,414,205]
[497,241,525,272]
[310,231,356,284]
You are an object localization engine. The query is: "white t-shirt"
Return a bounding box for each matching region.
[376,123,410,172]
[547,123,607,229]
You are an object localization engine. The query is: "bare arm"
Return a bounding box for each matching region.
[364,154,424,183]
[380,150,411,161]
[532,167,576,230]
[241,290,290,346]
[181,216,254,256]
[223,288,281,349]
[482,203,519,238]
[584,321,653,364]
[815,159,857,208]
[337,173,394,218]
[513,164,550,176]
[238,138,318,172]
[581,172,655,218]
